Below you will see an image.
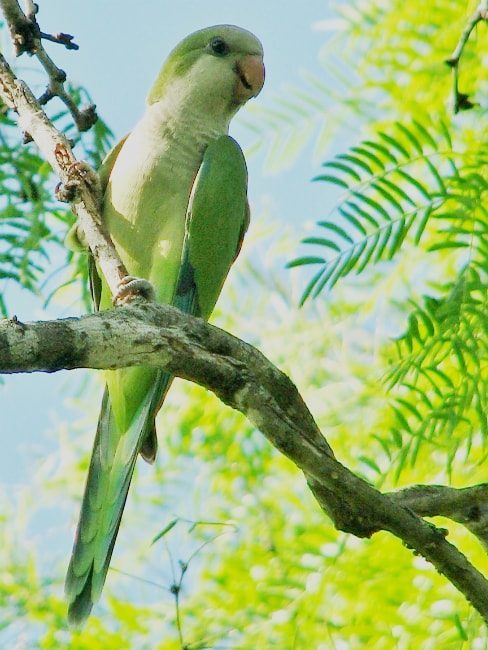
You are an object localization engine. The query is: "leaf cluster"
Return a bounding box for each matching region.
[0,83,112,314]
[286,0,487,477]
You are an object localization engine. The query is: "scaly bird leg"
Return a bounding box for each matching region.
[114,275,156,305]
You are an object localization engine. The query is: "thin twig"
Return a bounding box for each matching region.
[389,483,488,549]
[1,0,35,55]
[445,0,488,113]
[109,567,167,592]
[162,532,230,649]
[0,0,96,130]
[39,31,79,51]
[165,541,186,649]
[23,0,36,21]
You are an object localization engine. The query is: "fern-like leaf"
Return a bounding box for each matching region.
[289,120,485,303]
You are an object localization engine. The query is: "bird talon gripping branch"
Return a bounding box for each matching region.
[114,276,156,305]
[54,144,102,206]
[54,179,78,203]
[68,160,102,200]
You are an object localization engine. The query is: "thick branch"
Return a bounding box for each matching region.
[390,484,488,549]
[0,52,128,297]
[0,0,96,130]
[1,304,488,621]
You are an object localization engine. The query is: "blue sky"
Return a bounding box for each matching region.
[1,2,338,481]
[41,0,329,136]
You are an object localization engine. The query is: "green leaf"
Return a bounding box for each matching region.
[337,153,373,175]
[287,256,325,268]
[372,435,392,460]
[392,406,412,433]
[151,518,179,544]
[395,398,423,422]
[394,169,432,200]
[439,119,453,149]
[300,266,327,305]
[346,200,380,228]
[313,174,349,188]
[317,221,354,243]
[413,304,436,337]
[327,248,355,288]
[390,428,403,448]
[323,160,361,181]
[376,177,416,206]
[414,206,432,244]
[355,235,378,273]
[351,191,392,221]
[424,157,446,193]
[362,139,398,164]
[351,145,386,170]
[370,182,403,214]
[378,131,409,158]
[338,208,368,235]
[358,455,382,474]
[427,241,470,252]
[388,218,407,258]
[302,237,341,251]
[312,256,343,296]
[412,120,438,149]
[452,614,468,641]
[373,223,392,262]
[395,122,423,154]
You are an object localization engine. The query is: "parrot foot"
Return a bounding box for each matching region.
[114,276,156,305]
[55,160,102,206]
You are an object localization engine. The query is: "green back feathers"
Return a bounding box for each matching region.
[173,135,248,319]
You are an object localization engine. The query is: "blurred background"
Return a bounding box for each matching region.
[0,1,487,647]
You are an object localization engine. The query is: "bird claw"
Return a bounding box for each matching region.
[114,276,155,305]
[54,159,102,205]
[55,179,78,203]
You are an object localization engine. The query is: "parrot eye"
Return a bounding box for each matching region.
[210,37,229,56]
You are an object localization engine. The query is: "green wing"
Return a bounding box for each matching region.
[98,135,129,193]
[65,135,249,627]
[173,135,248,319]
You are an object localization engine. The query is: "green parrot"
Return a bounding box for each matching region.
[65,24,265,626]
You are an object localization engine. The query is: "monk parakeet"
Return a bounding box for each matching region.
[65,24,264,626]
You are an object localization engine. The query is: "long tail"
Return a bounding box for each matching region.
[65,373,171,627]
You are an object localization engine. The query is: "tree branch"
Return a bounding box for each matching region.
[445,0,488,113]
[0,50,129,298]
[0,0,96,130]
[1,0,36,55]
[389,484,488,550]
[1,304,488,622]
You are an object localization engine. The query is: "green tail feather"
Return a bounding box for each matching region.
[65,372,171,627]
[140,425,158,463]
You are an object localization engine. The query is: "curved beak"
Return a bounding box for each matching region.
[234,54,265,103]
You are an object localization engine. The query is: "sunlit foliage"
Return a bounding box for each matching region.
[1,0,487,646]
[0,82,112,314]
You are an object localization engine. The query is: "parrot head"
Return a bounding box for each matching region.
[148,25,265,117]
